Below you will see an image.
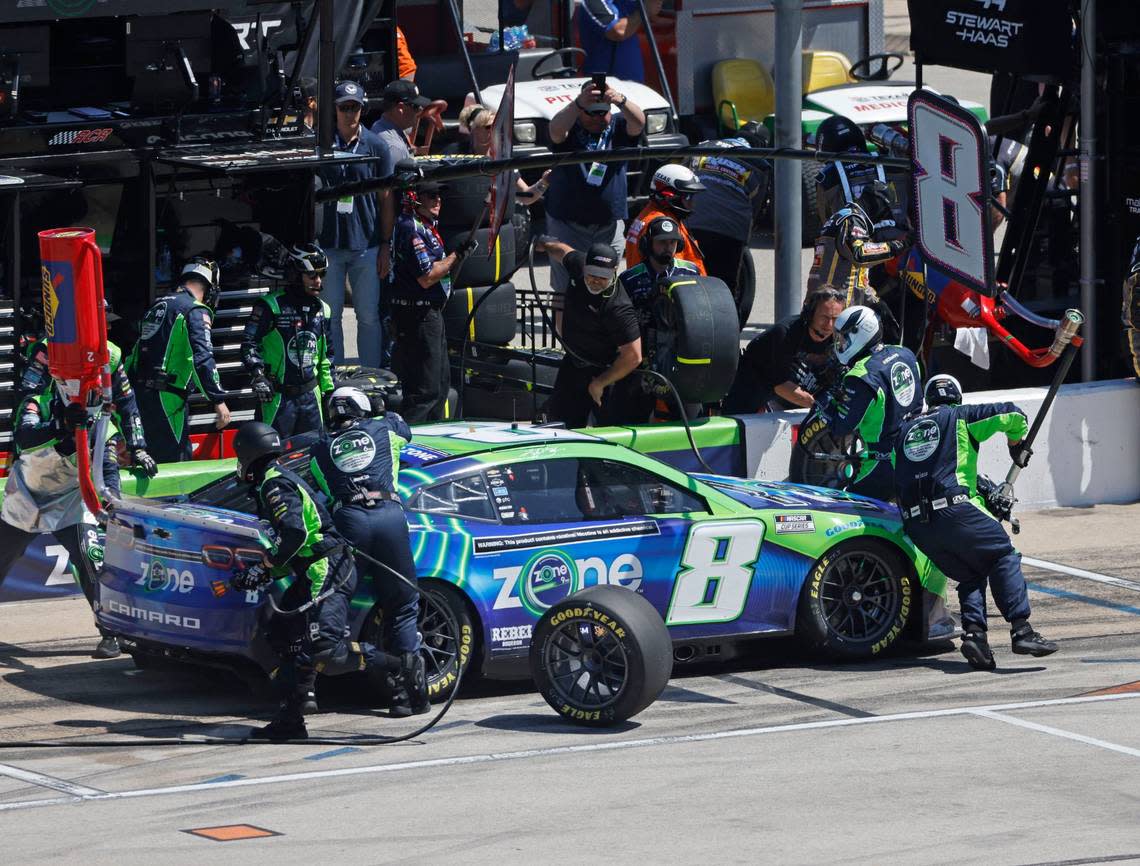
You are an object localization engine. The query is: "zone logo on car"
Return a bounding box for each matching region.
[135,560,196,594]
[493,551,644,612]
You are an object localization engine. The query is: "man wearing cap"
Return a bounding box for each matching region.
[318,80,387,370]
[371,79,431,281]
[545,80,644,316]
[614,216,701,422]
[389,180,477,422]
[127,256,230,463]
[534,238,642,427]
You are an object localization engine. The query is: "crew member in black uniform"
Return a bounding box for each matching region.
[535,239,642,427]
[388,180,476,422]
[893,374,1057,669]
[231,421,406,741]
[127,257,231,462]
[614,216,701,422]
[309,386,427,717]
[242,243,336,436]
[819,305,923,501]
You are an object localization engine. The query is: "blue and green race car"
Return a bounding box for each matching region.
[95,421,955,724]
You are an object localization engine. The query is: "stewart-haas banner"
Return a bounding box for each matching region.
[907,0,1074,77]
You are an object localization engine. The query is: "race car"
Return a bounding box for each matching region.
[96,421,955,724]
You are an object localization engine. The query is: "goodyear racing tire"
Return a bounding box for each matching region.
[334,366,403,414]
[788,406,862,490]
[801,159,823,246]
[361,582,476,703]
[529,586,672,727]
[444,282,518,345]
[443,225,516,290]
[666,275,740,405]
[736,252,756,329]
[796,539,913,658]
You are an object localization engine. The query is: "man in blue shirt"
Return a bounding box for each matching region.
[319,80,387,369]
[578,0,663,83]
[545,79,644,321]
[389,181,476,422]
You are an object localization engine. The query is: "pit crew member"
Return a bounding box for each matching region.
[624,164,707,274]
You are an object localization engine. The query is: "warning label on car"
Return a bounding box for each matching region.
[473,520,660,555]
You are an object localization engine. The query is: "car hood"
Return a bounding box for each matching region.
[695,473,898,519]
[479,77,670,121]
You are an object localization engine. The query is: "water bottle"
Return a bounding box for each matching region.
[489,30,500,52]
[505,26,519,51]
[521,25,536,49]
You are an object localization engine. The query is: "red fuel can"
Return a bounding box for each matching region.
[38,227,109,387]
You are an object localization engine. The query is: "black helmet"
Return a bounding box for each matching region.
[326,386,374,424]
[286,242,328,281]
[856,180,896,225]
[233,421,284,482]
[814,115,868,155]
[181,255,221,310]
[924,374,963,407]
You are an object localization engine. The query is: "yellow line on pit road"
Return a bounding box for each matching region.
[0,692,1137,814]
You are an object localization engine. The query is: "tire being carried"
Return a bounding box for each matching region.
[529,585,672,727]
[796,539,913,658]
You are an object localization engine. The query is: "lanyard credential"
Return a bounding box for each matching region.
[580,119,615,187]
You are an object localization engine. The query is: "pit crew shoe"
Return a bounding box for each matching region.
[250,710,308,742]
[300,691,318,715]
[92,636,121,660]
[1011,625,1058,657]
[959,631,996,671]
[391,652,431,718]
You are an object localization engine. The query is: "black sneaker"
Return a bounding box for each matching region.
[391,652,431,718]
[300,691,319,715]
[960,631,996,671]
[1011,626,1058,657]
[92,636,121,660]
[250,713,308,742]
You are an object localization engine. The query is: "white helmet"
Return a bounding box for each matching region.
[650,164,706,216]
[833,305,883,364]
[924,373,963,407]
[326,386,374,423]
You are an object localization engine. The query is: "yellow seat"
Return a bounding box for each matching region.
[712,59,775,134]
[802,50,854,94]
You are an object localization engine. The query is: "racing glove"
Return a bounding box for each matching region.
[790,360,818,394]
[1008,441,1033,468]
[132,448,158,478]
[231,563,272,592]
[62,402,89,431]
[251,373,275,404]
[453,237,478,264]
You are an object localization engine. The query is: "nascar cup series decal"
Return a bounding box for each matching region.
[331,429,377,473]
[773,514,815,534]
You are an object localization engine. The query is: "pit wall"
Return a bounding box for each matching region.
[739,378,1140,509]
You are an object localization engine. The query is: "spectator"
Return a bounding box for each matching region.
[688,129,770,313]
[546,80,644,317]
[454,104,551,204]
[724,287,846,413]
[396,27,416,80]
[371,78,430,283]
[318,80,386,368]
[388,181,477,422]
[578,0,663,83]
[535,239,642,427]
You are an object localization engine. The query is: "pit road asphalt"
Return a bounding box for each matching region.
[0,503,1138,865]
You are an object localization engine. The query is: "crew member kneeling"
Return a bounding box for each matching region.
[309,387,428,717]
[893,374,1056,669]
[232,422,405,741]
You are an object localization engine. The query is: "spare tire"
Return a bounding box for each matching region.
[662,275,740,404]
[459,351,561,421]
[529,585,673,727]
[444,282,517,345]
[334,365,403,414]
[417,155,515,230]
[443,224,516,290]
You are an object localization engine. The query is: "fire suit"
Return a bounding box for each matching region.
[241,287,335,436]
[624,204,706,275]
[127,288,227,462]
[309,414,419,656]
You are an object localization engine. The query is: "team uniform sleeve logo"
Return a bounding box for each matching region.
[889,362,916,406]
[330,430,377,473]
[902,418,941,462]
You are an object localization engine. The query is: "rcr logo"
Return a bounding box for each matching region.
[493,554,643,612]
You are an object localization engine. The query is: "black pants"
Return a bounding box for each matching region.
[904,502,1032,633]
[135,388,190,463]
[0,522,112,637]
[606,371,656,425]
[391,305,450,423]
[691,229,746,295]
[334,501,420,655]
[544,359,620,428]
[268,547,398,707]
[262,387,324,438]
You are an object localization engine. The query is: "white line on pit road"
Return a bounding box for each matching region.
[0,692,1137,813]
[1022,557,1140,593]
[971,709,1140,759]
[0,763,104,797]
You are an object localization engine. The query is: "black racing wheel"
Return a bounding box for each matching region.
[848,52,905,83]
[531,47,586,80]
